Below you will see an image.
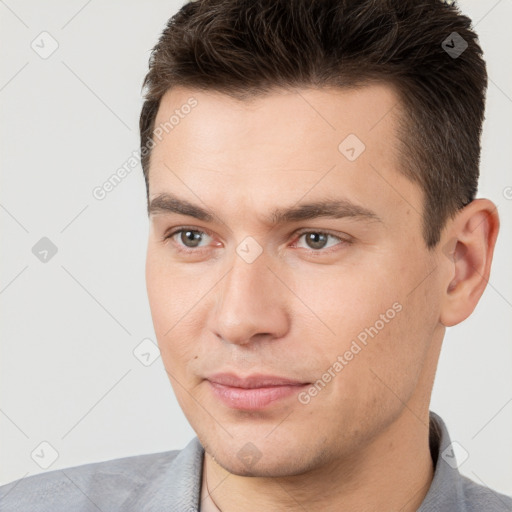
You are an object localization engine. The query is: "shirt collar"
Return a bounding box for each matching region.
[120,434,204,511]
[418,410,467,512]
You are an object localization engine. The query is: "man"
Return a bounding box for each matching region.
[1,0,511,510]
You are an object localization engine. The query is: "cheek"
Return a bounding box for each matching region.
[146,245,195,330]
[292,264,430,402]
[145,249,203,372]
[290,263,398,341]
[340,290,435,414]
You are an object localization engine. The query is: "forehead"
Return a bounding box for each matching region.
[152,83,402,166]
[148,84,421,229]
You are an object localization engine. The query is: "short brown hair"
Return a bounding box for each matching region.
[140,0,487,248]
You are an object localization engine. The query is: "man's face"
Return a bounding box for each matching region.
[145,84,445,476]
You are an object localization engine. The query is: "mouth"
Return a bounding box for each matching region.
[206,373,310,410]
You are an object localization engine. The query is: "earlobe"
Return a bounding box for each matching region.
[439,199,500,327]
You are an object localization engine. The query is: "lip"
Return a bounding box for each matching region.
[206,373,309,410]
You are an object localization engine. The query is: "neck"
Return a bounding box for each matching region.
[204,407,435,512]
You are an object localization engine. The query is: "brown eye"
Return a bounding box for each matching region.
[164,227,217,254]
[179,230,205,248]
[296,231,343,251]
[304,232,329,249]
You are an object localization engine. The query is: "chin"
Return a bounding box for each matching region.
[216,455,309,478]
[202,434,327,478]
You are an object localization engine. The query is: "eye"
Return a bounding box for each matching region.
[294,231,347,251]
[166,228,213,250]
[162,227,351,256]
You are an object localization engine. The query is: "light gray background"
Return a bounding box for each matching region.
[1,0,511,497]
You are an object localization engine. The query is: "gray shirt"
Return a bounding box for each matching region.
[1,411,511,511]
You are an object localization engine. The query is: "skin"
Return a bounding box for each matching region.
[145,84,499,511]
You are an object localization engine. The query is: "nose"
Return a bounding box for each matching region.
[208,251,290,346]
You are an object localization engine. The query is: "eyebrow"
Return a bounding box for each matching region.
[148,193,382,225]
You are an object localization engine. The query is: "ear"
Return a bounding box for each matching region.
[439,199,500,327]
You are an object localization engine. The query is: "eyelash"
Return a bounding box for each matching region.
[162,227,352,256]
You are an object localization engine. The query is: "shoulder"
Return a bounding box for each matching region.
[459,474,512,512]
[0,448,181,512]
[420,412,512,512]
